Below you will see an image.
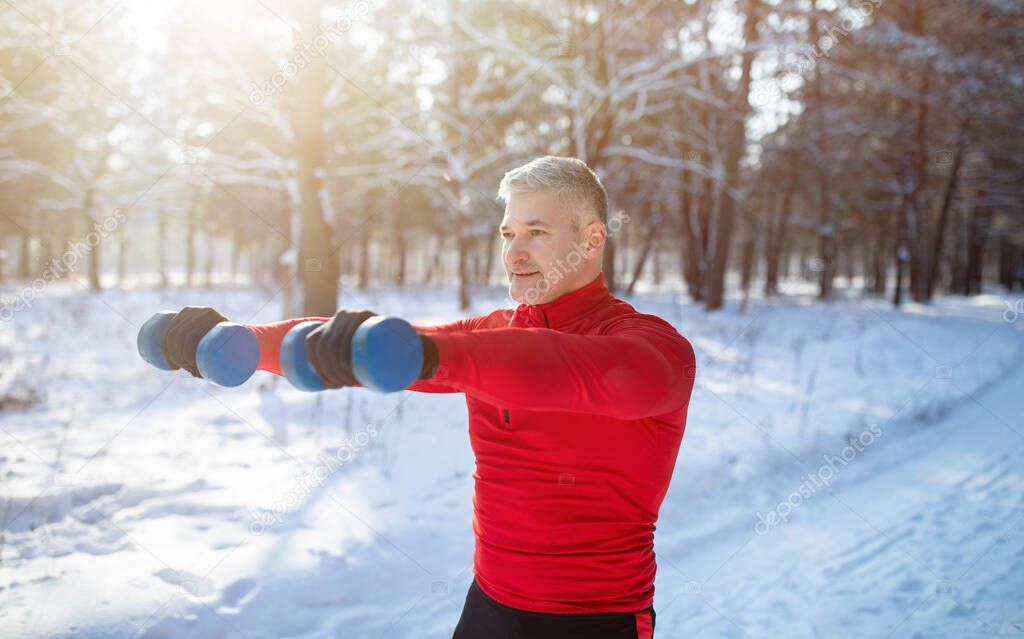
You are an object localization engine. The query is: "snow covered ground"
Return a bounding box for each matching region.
[1,280,1022,638]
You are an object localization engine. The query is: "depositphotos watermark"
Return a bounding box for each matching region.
[793,0,882,70]
[0,210,126,322]
[248,423,378,535]
[1003,299,1023,324]
[751,0,883,107]
[247,0,378,106]
[754,423,883,535]
[521,210,631,305]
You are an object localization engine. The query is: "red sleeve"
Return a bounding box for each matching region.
[244,317,331,376]
[427,315,696,419]
[406,315,488,393]
[243,314,490,394]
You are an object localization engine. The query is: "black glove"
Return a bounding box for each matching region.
[419,334,440,381]
[161,306,228,378]
[305,309,377,389]
[305,309,443,389]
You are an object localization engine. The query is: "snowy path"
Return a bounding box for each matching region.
[654,337,1024,637]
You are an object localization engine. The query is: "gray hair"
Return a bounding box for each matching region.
[497,156,608,228]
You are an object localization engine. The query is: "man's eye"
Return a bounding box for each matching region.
[501,233,513,240]
[530,230,546,237]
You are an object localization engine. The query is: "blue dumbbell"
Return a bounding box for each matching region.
[280,316,423,393]
[137,310,261,388]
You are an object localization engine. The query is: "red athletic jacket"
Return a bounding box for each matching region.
[246,273,696,614]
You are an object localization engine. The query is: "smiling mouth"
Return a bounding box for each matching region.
[511,271,539,279]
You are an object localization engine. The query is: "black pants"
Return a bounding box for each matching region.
[453,580,656,639]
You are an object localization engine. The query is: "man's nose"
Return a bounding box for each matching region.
[504,240,529,265]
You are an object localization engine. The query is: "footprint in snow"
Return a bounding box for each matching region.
[154,568,216,597]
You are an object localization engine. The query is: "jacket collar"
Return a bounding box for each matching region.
[509,273,613,329]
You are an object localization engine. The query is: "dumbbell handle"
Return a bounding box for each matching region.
[137,310,260,388]
[280,316,423,393]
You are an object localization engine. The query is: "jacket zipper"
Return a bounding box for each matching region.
[501,308,542,427]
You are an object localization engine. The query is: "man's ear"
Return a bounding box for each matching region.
[586,222,607,254]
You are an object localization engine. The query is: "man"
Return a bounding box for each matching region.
[161,156,696,638]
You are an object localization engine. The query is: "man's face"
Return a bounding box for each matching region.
[500,190,602,305]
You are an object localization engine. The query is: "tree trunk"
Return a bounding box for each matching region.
[19,230,32,279]
[458,228,471,310]
[1016,246,1024,291]
[907,0,931,303]
[425,235,444,284]
[230,228,242,285]
[764,176,794,296]
[204,232,215,288]
[80,206,101,291]
[809,6,835,300]
[680,174,707,301]
[964,195,991,296]
[116,225,127,288]
[739,232,756,310]
[652,239,662,288]
[157,207,168,287]
[843,231,856,285]
[997,237,1014,290]
[472,240,485,284]
[394,215,406,287]
[705,0,760,310]
[871,215,888,296]
[894,196,908,307]
[626,218,657,296]
[951,205,966,294]
[926,118,969,299]
[358,225,370,290]
[186,204,196,287]
[82,213,101,291]
[80,140,111,292]
[293,0,338,316]
[482,236,495,286]
[602,237,617,293]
